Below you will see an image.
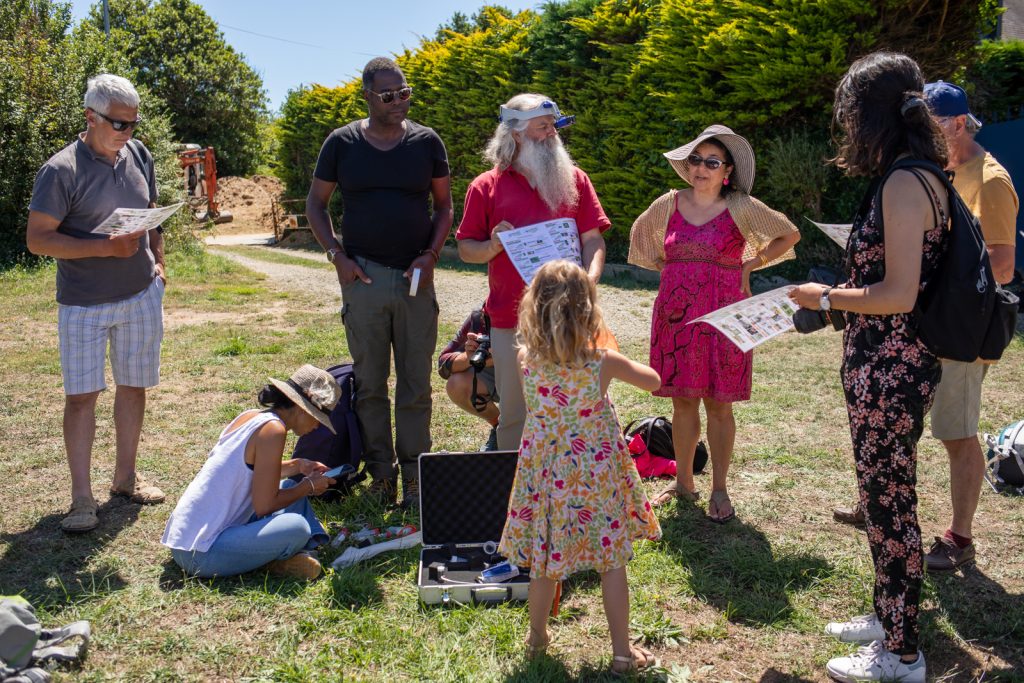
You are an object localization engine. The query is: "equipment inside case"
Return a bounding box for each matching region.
[417,450,531,606]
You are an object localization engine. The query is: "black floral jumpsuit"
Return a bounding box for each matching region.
[840,166,947,655]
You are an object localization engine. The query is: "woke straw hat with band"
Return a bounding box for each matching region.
[498,99,575,129]
[663,124,756,195]
[923,80,982,129]
[269,365,341,434]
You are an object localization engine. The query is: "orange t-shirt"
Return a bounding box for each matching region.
[951,151,1019,246]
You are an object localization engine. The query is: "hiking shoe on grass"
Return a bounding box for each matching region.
[825,614,885,643]
[483,426,498,452]
[365,476,397,505]
[61,497,99,533]
[267,552,321,580]
[924,536,976,572]
[401,476,419,511]
[833,501,865,528]
[826,641,925,682]
[110,473,165,504]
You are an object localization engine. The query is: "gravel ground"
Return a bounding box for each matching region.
[208,245,659,344]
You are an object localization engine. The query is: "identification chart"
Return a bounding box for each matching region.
[497,218,582,284]
[92,202,185,237]
[689,285,798,352]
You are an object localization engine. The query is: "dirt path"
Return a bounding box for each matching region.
[209,246,657,343]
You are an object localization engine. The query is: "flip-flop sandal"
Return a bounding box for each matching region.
[708,491,736,524]
[525,627,551,660]
[651,485,699,507]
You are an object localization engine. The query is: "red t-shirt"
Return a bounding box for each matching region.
[455,167,610,328]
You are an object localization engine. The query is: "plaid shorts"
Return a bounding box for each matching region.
[58,277,164,395]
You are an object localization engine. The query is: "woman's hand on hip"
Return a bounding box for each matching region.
[740,258,758,296]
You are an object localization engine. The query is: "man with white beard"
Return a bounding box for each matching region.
[456,93,610,451]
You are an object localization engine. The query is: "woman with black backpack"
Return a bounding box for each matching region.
[789,52,951,683]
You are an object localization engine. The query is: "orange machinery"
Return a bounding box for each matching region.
[177,144,231,223]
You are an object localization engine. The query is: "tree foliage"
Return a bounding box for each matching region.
[85,0,269,176]
[0,0,187,265]
[273,0,1001,266]
[963,39,1024,121]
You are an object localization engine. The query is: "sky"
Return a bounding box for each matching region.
[68,0,540,112]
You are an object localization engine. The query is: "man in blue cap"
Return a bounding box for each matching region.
[834,80,1019,572]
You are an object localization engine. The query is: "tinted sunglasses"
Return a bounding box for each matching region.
[92,109,142,132]
[686,153,726,170]
[367,87,413,104]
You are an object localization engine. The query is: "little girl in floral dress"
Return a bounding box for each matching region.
[498,260,662,675]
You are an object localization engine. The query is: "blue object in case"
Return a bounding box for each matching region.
[478,560,519,583]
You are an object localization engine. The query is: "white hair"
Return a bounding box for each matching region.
[483,93,549,169]
[83,74,140,112]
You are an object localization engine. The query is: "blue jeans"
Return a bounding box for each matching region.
[171,480,329,578]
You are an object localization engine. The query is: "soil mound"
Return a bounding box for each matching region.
[216,175,285,232]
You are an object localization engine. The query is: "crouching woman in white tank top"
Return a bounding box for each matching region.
[162,365,341,580]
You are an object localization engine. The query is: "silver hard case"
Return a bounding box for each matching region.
[416,450,530,606]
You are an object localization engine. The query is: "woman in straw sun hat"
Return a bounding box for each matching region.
[162,365,341,580]
[628,124,800,522]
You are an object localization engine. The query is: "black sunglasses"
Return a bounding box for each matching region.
[367,87,413,104]
[686,153,726,170]
[92,109,143,132]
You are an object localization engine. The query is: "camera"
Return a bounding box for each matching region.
[792,307,846,334]
[468,334,491,371]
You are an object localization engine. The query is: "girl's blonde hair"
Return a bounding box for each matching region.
[518,260,604,366]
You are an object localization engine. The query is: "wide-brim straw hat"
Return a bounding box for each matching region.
[269,365,341,434]
[663,124,756,195]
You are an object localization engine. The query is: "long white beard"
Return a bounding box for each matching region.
[514,135,580,212]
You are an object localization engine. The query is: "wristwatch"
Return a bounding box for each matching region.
[820,287,833,311]
[326,247,343,263]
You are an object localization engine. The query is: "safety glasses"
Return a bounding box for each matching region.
[367,87,413,104]
[91,109,142,132]
[686,153,726,170]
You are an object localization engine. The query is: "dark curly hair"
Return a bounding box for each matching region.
[361,57,403,90]
[831,51,947,177]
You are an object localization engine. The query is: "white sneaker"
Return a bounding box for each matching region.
[825,614,886,643]
[826,641,926,682]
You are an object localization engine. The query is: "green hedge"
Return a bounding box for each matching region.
[274,0,999,268]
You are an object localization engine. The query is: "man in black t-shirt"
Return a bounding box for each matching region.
[307,57,453,509]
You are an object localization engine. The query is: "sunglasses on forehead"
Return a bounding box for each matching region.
[367,86,413,104]
[686,153,726,170]
[91,108,143,132]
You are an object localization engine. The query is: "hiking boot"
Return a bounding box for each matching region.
[60,496,99,533]
[483,425,498,452]
[401,476,419,511]
[266,552,321,580]
[924,536,976,572]
[365,476,397,505]
[826,641,925,682]
[825,613,886,644]
[833,501,865,528]
[110,472,165,504]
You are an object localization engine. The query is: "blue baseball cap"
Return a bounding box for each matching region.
[924,81,982,129]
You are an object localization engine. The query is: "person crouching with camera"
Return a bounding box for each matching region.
[437,306,501,451]
[788,51,950,683]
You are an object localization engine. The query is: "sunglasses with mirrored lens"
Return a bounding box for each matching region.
[368,87,413,104]
[93,109,142,132]
[686,153,724,170]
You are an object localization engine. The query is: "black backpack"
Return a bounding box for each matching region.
[868,158,1018,362]
[623,416,708,474]
[290,363,366,500]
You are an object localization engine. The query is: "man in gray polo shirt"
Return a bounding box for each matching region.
[27,74,167,533]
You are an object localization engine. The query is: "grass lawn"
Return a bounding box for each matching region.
[1,245,1022,682]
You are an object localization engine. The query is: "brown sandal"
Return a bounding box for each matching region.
[610,645,657,676]
[60,497,99,533]
[708,490,736,524]
[651,484,699,507]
